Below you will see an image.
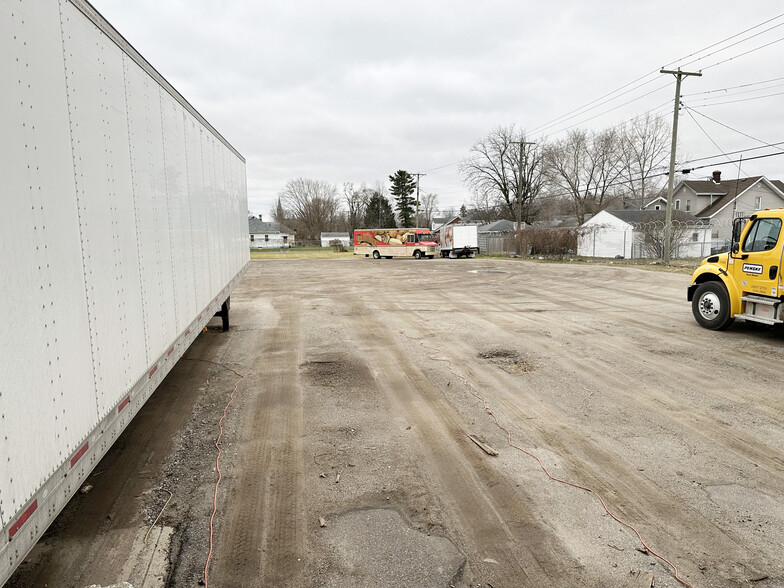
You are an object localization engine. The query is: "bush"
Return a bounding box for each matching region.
[517,227,578,257]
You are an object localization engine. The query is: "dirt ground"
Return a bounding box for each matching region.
[7,257,784,588]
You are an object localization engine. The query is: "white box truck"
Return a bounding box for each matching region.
[439,225,479,258]
[0,1,249,583]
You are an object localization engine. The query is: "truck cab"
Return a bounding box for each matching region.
[688,209,784,329]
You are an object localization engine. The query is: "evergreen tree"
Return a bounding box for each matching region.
[388,170,416,227]
[459,203,468,218]
[363,191,396,228]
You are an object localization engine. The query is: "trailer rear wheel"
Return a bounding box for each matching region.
[692,281,734,330]
[413,250,422,259]
[372,250,381,259]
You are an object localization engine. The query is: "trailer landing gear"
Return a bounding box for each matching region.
[215,297,231,331]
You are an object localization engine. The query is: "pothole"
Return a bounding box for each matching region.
[317,508,465,587]
[479,348,537,374]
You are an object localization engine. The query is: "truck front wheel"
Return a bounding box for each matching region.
[373,250,381,259]
[692,281,734,330]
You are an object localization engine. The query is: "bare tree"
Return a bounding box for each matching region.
[343,182,371,235]
[637,218,702,258]
[469,190,503,223]
[279,178,341,240]
[419,193,439,228]
[545,128,624,225]
[618,113,671,209]
[460,125,544,227]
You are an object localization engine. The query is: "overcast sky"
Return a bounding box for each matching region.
[92,0,784,217]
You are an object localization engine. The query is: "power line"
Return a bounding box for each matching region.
[681,141,784,164]
[685,149,784,171]
[529,14,784,137]
[684,108,743,174]
[661,13,784,69]
[683,89,784,107]
[546,92,671,137]
[420,160,461,172]
[683,107,784,153]
[530,76,664,135]
[701,34,784,71]
[679,21,784,70]
[683,76,784,96]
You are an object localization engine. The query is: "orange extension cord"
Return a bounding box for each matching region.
[185,358,245,588]
[419,341,696,588]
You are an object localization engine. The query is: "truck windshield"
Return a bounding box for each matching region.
[417,233,435,242]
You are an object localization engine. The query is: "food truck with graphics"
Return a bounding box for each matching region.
[354,228,439,259]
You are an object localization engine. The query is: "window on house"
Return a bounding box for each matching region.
[692,232,699,242]
[675,199,680,210]
[250,234,255,242]
[283,235,288,244]
[756,196,762,209]
[654,205,661,210]
[686,200,691,212]
[265,234,269,242]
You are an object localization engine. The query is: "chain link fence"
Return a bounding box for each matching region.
[484,218,738,259]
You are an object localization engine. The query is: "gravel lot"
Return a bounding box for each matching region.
[8,257,784,588]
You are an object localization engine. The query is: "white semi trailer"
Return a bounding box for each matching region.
[0,1,249,583]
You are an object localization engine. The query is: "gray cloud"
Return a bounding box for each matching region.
[95,0,784,216]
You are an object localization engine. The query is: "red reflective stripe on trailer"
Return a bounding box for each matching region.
[185,329,190,336]
[70,442,89,468]
[9,500,38,539]
[198,315,202,321]
[149,365,158,378]
[118,396,130,412]
[167,347,174,357]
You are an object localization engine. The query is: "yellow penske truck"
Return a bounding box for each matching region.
[688,209,784,330]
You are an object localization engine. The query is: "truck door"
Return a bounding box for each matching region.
[732,216,783,297]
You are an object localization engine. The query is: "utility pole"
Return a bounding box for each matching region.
[661,68,701,264]
[413,173,426,227]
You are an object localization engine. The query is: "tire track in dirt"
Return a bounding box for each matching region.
[391,281,779,583]
[209,295,305,587]
[340,293,581,587]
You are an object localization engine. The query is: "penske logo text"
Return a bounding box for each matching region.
[742,263,763,275]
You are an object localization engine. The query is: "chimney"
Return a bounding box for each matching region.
[712,170,721,183]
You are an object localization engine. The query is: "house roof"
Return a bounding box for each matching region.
[248,218,294,234]
[601,209,705,226]
[479,219,517,232]
[643,195,667,208]
[432,215,461,229]
[683,176,784,217]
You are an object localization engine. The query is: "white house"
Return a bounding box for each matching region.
[578,210,711,259]
[248,218,295,248]
[320,232,350,247]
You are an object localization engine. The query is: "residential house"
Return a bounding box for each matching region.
[578,209,710,259]
[431,215,461,231]
[248,218,295,248]
[645,171,784,251]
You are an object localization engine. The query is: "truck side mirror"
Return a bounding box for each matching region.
[731,242,739,254]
